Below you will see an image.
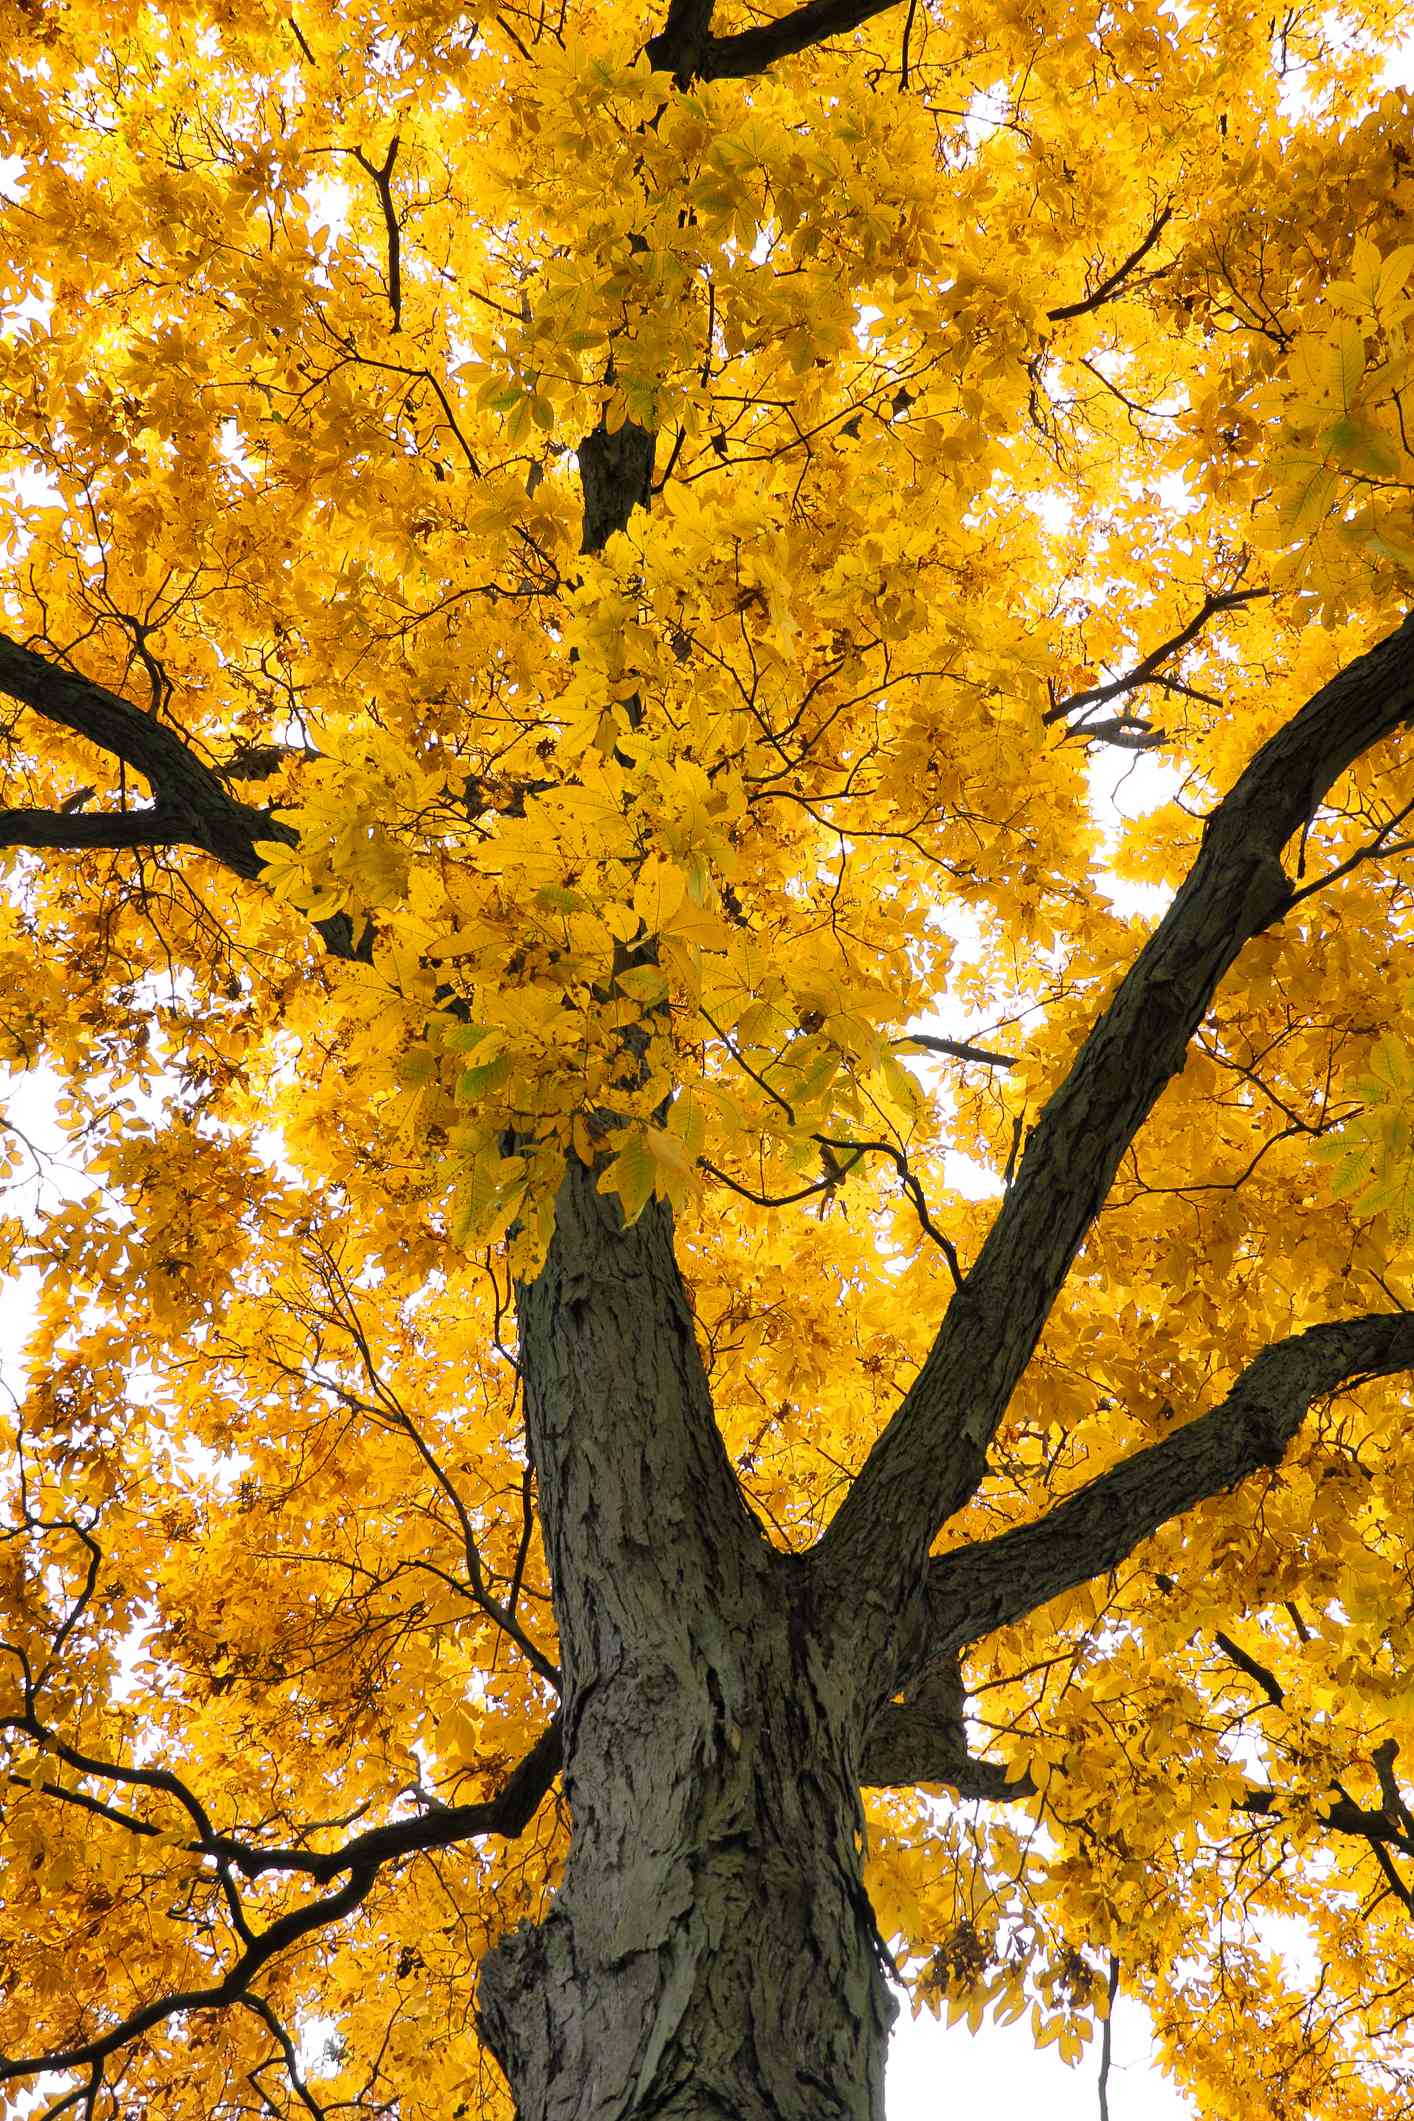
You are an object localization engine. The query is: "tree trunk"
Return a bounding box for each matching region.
[478,1160,896,2120]
[477,1601,896,2121]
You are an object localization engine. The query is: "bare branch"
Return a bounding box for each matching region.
[1098,1954,1121,2121]
[817,611,1414,1661]
[896,1031,1017,1069]
[350,136,403,332]
[1212,1626,1285,1708]
[1044,587,1270,728]
[816,1132,964,1287]
[1064,716,1168,750]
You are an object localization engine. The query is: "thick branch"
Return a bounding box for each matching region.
[0,804,202,854]
[0,633,361,958]
[817,610,1414,1659]
[915,1312,1414,1663]
[860,1700,1032,1799]
[0,634,281,879]
[1237,1782,1414,1847]
[0,1719,560,2088]
[647,0,904,80]
[859,1655,1033,1800]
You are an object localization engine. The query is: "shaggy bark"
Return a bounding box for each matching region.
[481,411,900,2117]
[479,1160,894,2121]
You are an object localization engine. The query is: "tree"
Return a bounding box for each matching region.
[0,0,1412,2113]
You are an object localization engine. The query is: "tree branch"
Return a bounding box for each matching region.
[1043,587,1269,728]
[856,1706,1414,1843]
[211,1712,562,1880]
[1045,202,1175,324]
[0,634,277,877]
[0,804,205,855]
[0,1718,561,2090]
[0,633,361,959]
[864,1546,1414,1865]
[858,1710,1414,1848]
[8,1711,561,1886]
[1236,1781,1414,1848]
[647,0,905,81]
[915,1312,1414,1664]
[350,135,403,332]
[859,1652,1034,1800]
[0,1863,378,2084]
[896,1031,1017,1069]
[816,610,1414,1664]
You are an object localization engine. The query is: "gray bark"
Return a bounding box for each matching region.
[818,608,1414,1696]
[479,1159,894,2121]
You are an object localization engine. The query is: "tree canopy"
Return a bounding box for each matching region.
[1,1,1414,2116]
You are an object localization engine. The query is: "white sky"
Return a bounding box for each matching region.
[890,1986,1195,2118]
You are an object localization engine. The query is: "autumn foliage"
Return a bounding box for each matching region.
[1,0,1413,2116]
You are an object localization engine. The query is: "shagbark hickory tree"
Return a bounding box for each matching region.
[2,2,1414,2118]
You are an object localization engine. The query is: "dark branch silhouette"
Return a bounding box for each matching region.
[0,632,362,958]
[646,0,906,81]
[1044,586,1270,729]
[1045,202,1176,322]
[819,611,1414,1663]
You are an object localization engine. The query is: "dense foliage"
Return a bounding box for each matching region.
[1,1,1413,2116]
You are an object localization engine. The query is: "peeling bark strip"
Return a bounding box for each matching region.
[818,611,1414,1679]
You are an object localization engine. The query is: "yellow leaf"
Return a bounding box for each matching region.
[598,1130,657,1224]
